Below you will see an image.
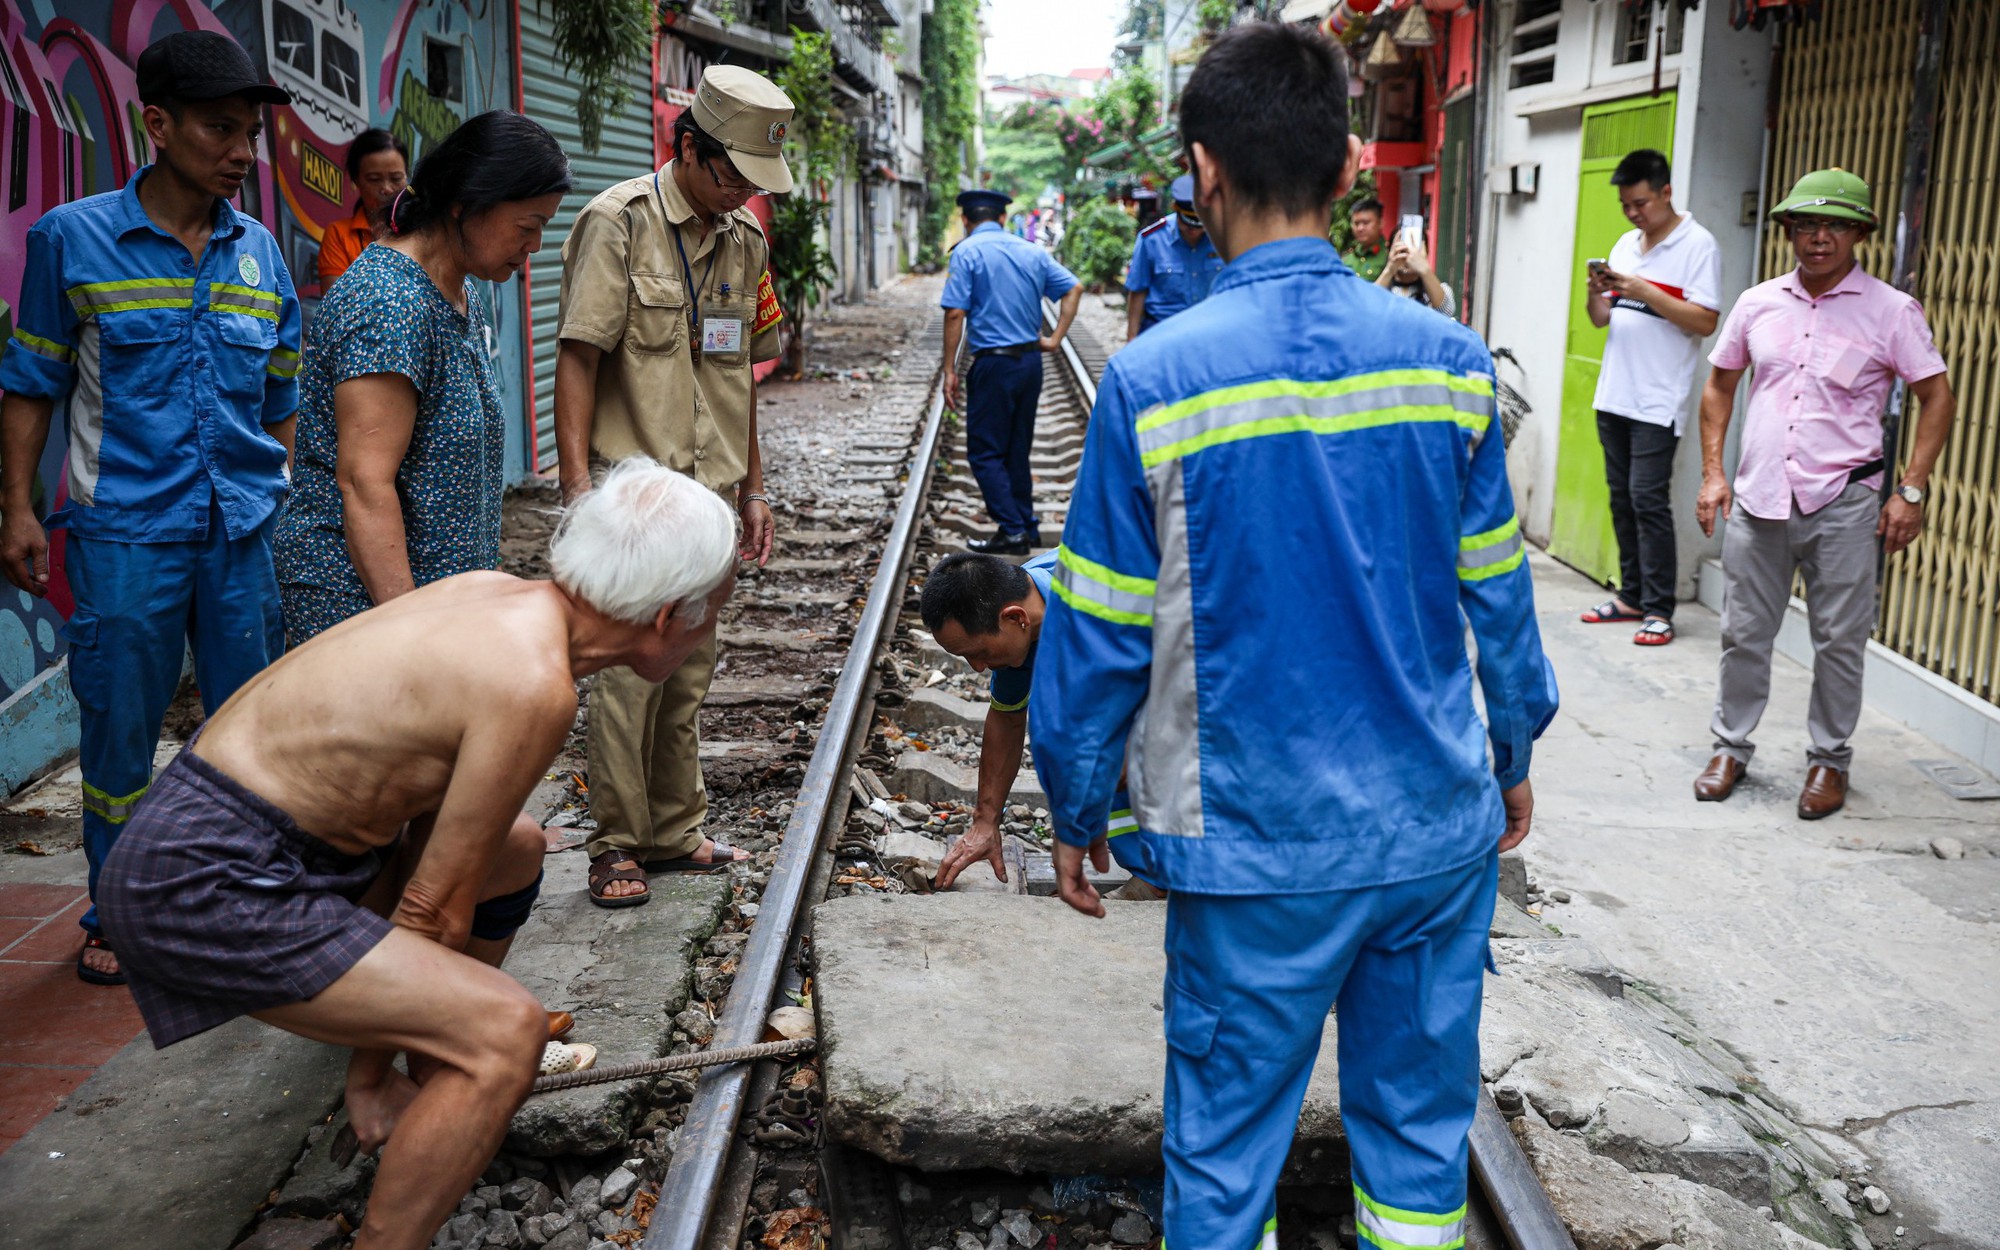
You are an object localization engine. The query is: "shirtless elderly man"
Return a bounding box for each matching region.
[95,458,737,1250]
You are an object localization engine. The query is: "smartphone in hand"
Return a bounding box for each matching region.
[1586,258,1610,281]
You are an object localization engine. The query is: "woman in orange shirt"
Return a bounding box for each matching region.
[317,129,409,289]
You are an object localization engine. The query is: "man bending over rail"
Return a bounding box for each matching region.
[95,458,738,1250]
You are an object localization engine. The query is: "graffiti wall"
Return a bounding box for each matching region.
[0,0,526,792]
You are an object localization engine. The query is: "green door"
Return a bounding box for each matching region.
[1547,94,1677,584]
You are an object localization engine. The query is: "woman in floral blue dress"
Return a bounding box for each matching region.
[275,112,570,642]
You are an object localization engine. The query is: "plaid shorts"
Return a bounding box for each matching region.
[98,744,393,1048]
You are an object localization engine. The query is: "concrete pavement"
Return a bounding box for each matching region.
[1522,551,1999,1249]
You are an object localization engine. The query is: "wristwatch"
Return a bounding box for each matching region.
[1895,483,1925,506]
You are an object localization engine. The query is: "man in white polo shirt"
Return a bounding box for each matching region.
[1579,148,1722,646]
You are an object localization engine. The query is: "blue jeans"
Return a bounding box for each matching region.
[1161,851,1498,1250]
[63,503,284,936]
[965,352,1043,536]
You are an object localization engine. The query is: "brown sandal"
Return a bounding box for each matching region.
[589,850,650,908]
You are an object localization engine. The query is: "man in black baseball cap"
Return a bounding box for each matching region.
[0,27,303,986]
[136,30,291,107]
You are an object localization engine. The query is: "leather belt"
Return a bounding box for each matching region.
[972,342,1036,359]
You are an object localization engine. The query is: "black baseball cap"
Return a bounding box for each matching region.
[136,31,290,107]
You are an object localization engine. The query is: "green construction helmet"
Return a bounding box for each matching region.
[1769,168,1879,229]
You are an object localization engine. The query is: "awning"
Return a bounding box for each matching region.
[1083,124,1178,170]
[1279,0,1336,21]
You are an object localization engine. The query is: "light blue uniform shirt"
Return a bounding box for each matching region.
[940,223,1079,352]
[984,550,1058,713]
[1125,217,1223,325]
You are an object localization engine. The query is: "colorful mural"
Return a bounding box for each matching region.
[0,0,526,790]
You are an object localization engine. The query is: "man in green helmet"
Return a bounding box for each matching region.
[1691,169,1955,819]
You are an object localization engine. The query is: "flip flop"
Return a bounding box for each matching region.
[1634,617,1675,646]
[539,1041,598,1076]
[643,841,749,874]
[589,850,650,907]
[1580,598,1645,624]
[76,934,125,987]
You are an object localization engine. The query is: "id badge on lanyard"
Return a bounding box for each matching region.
[700,285,748,365]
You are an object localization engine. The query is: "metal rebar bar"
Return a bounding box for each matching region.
[1468,1089,1578,1250]
[528,1038,816,1096]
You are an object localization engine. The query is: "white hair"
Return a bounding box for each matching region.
[549,457,738,626]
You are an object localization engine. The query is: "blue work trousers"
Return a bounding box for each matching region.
[64,503,284,935]
[1161,851,1498,1250]
[965,352,1043,537]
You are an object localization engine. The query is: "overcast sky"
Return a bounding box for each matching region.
[981,0,1125,80]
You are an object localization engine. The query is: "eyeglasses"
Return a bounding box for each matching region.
[703,156,764,196]
[1787,217,1861,240]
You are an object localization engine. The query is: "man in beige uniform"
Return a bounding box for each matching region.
[553,66,793,905]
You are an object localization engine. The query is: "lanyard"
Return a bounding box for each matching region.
[657,169,719,360]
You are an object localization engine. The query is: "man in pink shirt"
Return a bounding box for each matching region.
[1691,169,1955,819]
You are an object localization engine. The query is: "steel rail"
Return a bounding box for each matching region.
[644,378,950,1250]
[1469,1084,1578,1248]
[1042,296,1098,413]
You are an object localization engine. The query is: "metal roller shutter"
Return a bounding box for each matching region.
[519,4,657,472]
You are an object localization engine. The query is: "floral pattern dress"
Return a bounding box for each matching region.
[274,244,504,644]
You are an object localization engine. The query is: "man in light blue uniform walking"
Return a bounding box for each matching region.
[0,31,299,986]
[1032,25,1559,1250]
[940,189,1083,556]
[1124,174,1224,340]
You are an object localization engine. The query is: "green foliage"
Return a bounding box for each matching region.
[984,103,1104,206]
[774,29,854,199]
[767,193,837,333]
[1327,168,1379,256]
[1059,195,1138,290]
[919,0,980,265]
[1088,64,1173,184]
[1197,0,1235,32]
[540,0,652,155]
[1117,0,1165,52]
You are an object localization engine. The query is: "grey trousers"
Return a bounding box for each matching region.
[1711,482,1879,771]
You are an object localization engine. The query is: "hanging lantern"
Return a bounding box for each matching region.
[1361,32,1404,79]
[1391,3,1438,46]
[1348,0,1383,12]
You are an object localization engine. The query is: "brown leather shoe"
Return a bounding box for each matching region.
[1693,754,1746,802]
[1797,766,1848,820]
[547,1011,575,1041]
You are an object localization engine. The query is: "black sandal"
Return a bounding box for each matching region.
[76,934,125,986]
[588,850,651,908]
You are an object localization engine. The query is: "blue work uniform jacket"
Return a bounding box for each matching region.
[1030,237,1559,896]
[1125,217,1223,326]
[0,167,302,543]
[940,222,1079,352]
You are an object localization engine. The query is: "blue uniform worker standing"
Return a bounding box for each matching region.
[939,189,1083,556]
[0,32,299,987]
[1031,27,1559,1250]
[1124,173,1224,341]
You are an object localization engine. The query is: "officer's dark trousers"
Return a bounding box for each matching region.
[1597,411,1679,619]
[965,352,1042,537]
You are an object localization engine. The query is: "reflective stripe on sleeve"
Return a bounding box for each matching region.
[9,328,74,363]
[267,346,302,379]
[1134,370,1495,469]
[1458,515,1525,581]
[1105,808,1138,838]
[1052,545,1155,627]
[990,691,1029,713]
[1353,1188,1466,1250]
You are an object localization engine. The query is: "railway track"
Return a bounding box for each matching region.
[642,300,1576,1250]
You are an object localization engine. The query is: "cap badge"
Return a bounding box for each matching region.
[238,255,261,286]
[768,121,787,144]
